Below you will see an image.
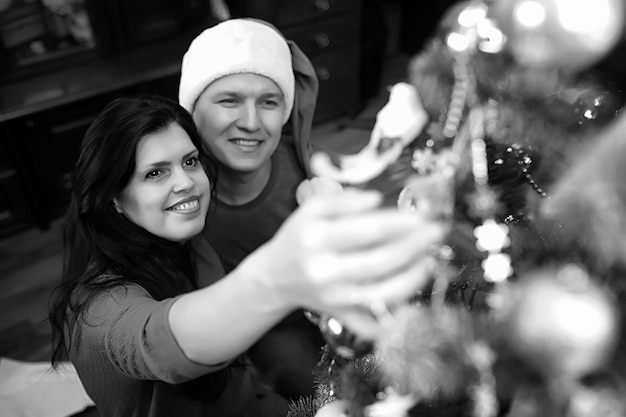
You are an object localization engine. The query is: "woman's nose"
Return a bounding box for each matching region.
[172,168,194,193]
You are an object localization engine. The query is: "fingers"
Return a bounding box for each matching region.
[295,177,343,205]
[349,256,438,306]
[279,187,448,334]
[322,256,438,308]
[323,209,442,251]
[300,208,422,252]
[299,188,383,218]
[330,308,384,341]
[304,219,444,284]
[315,258,439,342]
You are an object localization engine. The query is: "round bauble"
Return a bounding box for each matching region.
[573,87,624,128]
[318,314,374,360]
[501,265,618,378]
[315,400,348,417]
[567,384,625,417]
[491,0,625,71]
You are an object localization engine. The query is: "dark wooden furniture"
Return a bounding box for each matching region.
[0,35,204,236]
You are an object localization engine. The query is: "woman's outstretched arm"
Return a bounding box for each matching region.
[169,189,445,365]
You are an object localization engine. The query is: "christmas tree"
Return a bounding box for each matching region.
[294,1,626,416]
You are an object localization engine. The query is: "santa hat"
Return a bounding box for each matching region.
[179,18,295,123]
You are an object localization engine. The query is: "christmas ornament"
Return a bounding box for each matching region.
[474,219,512,283]
[467,106,514,284]
[314,400,348,417]
[377,304,476,400]
[310,83,427,184]
[318,314,374,360]
[567,384,626,417]
[440,0,506,55]
[573,88,624,128]
[491,0,625,70]
[467,342,499,417]
[487,141,547,199]
[364,387,415,417]
[397,169,455,221]
[474,219,510,252]
[315,376,340,408]
[500,265,619,378]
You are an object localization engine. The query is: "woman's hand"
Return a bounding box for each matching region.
[295,176,344,205]
[241,188,446,340]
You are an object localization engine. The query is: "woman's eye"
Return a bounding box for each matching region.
[185,157,199,168]
[145,169,163,180]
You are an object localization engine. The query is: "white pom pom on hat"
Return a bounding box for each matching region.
[179,18,295,123]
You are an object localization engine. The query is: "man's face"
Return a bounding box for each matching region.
[192,73,287,174]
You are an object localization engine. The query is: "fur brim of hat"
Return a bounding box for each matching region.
[179,19,295,123]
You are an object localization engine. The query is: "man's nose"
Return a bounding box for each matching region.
[236,102,261,131]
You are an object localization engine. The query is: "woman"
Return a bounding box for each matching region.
[48,95,444,416]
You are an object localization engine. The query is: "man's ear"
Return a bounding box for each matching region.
[112,198,123,214]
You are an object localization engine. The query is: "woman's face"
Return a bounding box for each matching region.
[114,122,211,242]
[192,73,286,174]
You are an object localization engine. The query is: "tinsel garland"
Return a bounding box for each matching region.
[407,38,618,192]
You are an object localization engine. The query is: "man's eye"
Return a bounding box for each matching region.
[262,99,279,107]
[219,98,237,105]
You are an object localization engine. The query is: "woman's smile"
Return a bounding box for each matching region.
[167,196,202,213]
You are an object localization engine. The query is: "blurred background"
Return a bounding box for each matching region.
[0,0,459,239]
[0,0,459,362]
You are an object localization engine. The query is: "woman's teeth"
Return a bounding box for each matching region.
[170,199,199,211]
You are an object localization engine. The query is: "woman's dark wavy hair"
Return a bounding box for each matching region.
[49,95,217,366]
